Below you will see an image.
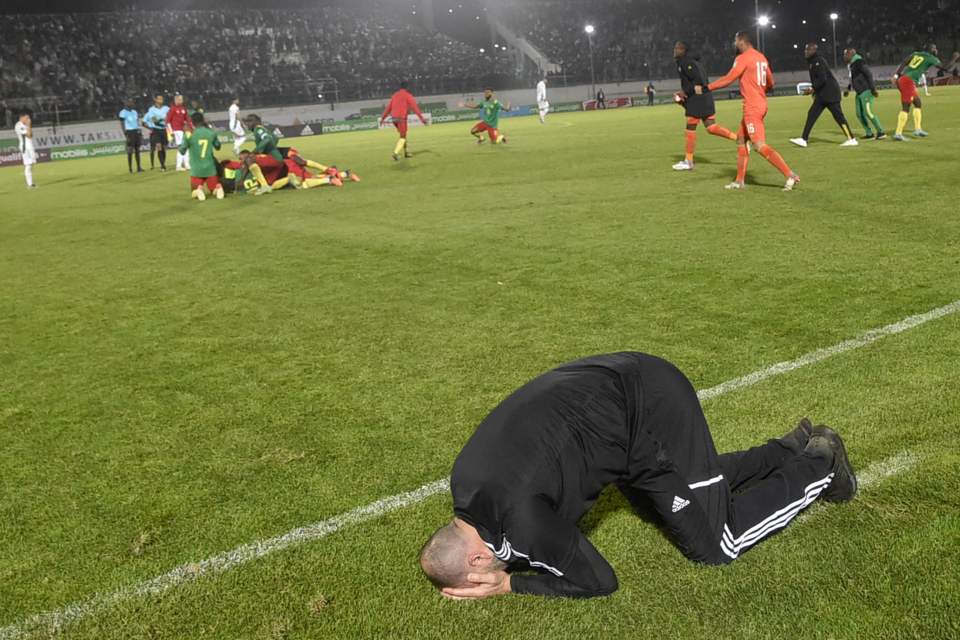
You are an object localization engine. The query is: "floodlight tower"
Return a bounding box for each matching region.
[758,15,770,50]
[585,24,596,99]
[829,12,839,67]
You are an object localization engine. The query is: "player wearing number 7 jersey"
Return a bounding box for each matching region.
[708,31,799,191]
[178,112,224,201]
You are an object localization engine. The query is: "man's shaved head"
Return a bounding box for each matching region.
[419,522,471,588]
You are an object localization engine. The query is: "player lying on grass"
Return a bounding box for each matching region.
[707,31,800,191]
[671,40,737,171]
[420,352,856,599]
[220,149,360,195]
[843,48,885,140]
[460,89,510,145]
[891,43,960,141]
[178,112,224,201]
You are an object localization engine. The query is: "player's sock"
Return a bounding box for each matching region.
[896,111,908,135]
[684,130,696,163]
[736,145,749,183]
[706,123,736,141]
[303,177,329,189]
[758,145,793,179]
[272,177,290,189]
[150,149,156,169]
[250,164,269,188]
[127,152,133,173]
[159,147,166,170]
[394,138,406,156]
[912,108,922,131]
[135,150,142,171]
[305,160,328,171]
[24,165,33,187]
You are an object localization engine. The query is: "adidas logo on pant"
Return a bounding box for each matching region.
[672,496,690,513]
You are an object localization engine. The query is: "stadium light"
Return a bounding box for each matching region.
[758,15,770,26]
[479,47,485,53]
[584,25,597,102]
[757,15,770,50]
[829,12,839,67]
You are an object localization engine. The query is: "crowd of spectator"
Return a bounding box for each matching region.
[0,4,515,121]
[499,0,960,84]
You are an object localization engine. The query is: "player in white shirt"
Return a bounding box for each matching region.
[228,98,246,155]
[14,113,37,188]
[536,76,549,124]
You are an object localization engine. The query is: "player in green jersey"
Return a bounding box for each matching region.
[461,88,511,145]
[178,112,224,201]
[891,44,959,140]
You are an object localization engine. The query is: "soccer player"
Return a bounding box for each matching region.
[178,112,223,201]
[891,44,960,141]
[119,99,144,173]
[244,114,285,187]
[461,89,510,145]
[707,31,799,191]
[843,49,885,140]
[228,98,246,155]
[789,43,858,148]
[14,112,37,188]
[671,40,737,171]
[380,81,428,161]
[166,95,192,171]
[421,353,856,599]
[143,94,169,171]
[536,76,549,124]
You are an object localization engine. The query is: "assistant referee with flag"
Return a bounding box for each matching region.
[420,352,856,599]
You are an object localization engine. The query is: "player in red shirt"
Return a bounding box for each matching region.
[708,32,799,191]
[166,94,193,172]
[381,81,428,161]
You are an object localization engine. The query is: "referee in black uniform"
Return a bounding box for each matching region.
[791,42,858,147]
[420,352,856,599]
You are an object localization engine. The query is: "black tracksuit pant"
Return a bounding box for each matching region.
[617,355,834,564]
[801,99,850,141]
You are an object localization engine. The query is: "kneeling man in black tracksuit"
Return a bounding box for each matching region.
[791,42,858,147]
[420,352,856,599]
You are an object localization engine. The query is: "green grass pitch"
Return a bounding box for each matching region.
[2,88,959,639]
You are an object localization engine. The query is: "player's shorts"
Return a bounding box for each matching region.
[471,121,499,141]
[538,100,550,112]
[173,130,185,147]
[21,148,36,166]
[124,130,142,149]
[392,118,409,138]
[190,176,221,191]
[283,158,316,180]
[255,154,287,184]
[897,75,918,103]
[739,108,768,143]
[684,94,717,120]
[149,129,166,147]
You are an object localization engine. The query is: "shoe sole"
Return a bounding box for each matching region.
[815,427,858,503]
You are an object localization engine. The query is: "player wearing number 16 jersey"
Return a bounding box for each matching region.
[708,31,799,191]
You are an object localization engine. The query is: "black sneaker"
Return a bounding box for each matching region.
[805,425,857,503]
[861,133,875,140]
[875,132,887,140]
[779,417,813,453]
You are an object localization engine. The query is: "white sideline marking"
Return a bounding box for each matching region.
[696,299,960,401]
[2,299,958,639]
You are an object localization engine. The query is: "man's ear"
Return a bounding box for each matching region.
[467,549,494,568]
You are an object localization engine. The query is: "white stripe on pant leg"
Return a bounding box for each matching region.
[720,475,833,559]
[688,474,725,490]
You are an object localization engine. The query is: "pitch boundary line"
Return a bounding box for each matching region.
[2,299,958,639]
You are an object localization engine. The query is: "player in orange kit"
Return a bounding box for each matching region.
[708,32,800,191]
